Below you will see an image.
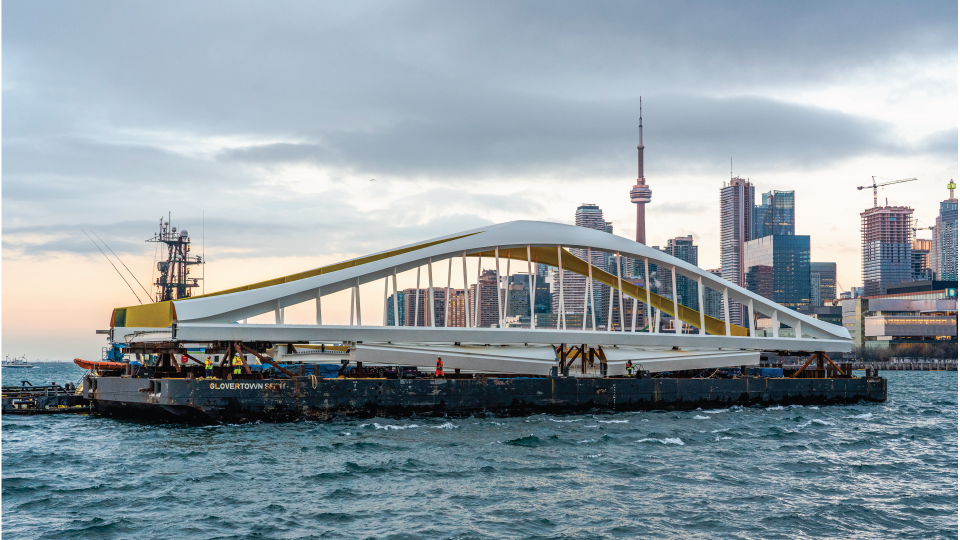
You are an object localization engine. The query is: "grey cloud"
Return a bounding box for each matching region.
[2,0,955,258]
[218,94,913,177]
[918,129,959,157]
[3,1,955,138]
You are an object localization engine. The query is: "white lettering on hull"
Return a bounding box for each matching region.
[208,382,286,391]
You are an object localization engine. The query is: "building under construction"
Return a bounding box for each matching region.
[861,205,914,297]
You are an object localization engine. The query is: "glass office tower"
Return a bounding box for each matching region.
[744,235,811,310]
[810,262,837,306]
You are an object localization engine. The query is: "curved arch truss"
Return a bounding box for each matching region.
[112,221,850,373]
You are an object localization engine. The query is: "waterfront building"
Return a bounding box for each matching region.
[810,262,837,307]
[522,313,585,329]
[842,284,957,349]
[720,175,754,325]
[798,305,843,327]
[861,205,914,296]
[743,235,811,311]
[931,181,958,281]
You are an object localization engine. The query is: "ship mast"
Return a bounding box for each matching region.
[146,213,203,302]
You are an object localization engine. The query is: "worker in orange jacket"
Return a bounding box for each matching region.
[435,357,444,378]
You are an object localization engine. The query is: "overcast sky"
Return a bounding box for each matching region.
[3,1,957,359]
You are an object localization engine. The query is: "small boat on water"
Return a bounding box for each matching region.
[2,355,35,368]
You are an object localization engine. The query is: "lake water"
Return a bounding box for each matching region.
[2,364,957,539]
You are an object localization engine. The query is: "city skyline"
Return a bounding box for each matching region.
[3,2,956,359]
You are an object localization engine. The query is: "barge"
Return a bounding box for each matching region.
[82,365,886,424]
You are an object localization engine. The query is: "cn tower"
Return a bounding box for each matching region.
[629,98,652,244]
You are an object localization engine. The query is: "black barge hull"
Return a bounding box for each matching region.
[85,375,887,424]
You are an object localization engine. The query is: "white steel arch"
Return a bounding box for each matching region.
[112,221,851,355]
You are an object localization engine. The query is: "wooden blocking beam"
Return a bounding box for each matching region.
[238,343,295,378]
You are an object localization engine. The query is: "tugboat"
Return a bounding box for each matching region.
[2,355,35,368]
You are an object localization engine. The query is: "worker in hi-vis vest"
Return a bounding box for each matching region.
[205,356,213,378]
[232,354,242,376]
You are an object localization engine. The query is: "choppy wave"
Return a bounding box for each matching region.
[637,437,685,445]
[2,366,956,539]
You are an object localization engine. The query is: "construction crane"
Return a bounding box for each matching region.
[912,219,934,233]
[857,176,918,208]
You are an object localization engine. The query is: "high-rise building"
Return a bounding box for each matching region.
[911,239,933,281]
[810,262,837,307]
[664,235,699,310]
[395,289,468,327]
[744,235,811,311]
[753,191,773,240]
[469,270,501,328]
[505,274,534,319]
[703,268,724,320]
[861,205,914,297]
[753,190,795,238]
[720,175,754,325]
[445,289,467,327]
[557,204,610,327]
[386,291,406,326]
[629,99,652,245]
[771,191,795,235]
[931,180,958,281]
[402,289,429,327]
[533,277,551,314]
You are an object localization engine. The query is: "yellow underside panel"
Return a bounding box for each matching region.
[112,301,177,328]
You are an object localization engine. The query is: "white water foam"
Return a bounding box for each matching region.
[694,415,710,420]
[850,413,873,420]
[548,418,581,423]
[811,419,835,426]
[578,438,599,444]
[597,419,629,424]
[374,423,420,430]
[637,438,684,445]
[431,422,459,429]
